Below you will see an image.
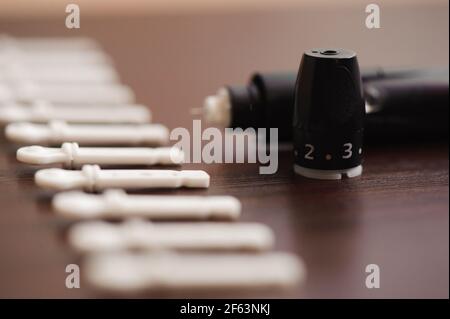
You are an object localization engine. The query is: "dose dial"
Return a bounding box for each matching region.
[293,49,366,180]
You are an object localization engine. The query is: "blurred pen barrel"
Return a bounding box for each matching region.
[293,49,366,179]
[364,74,449,142]
[227,72,297,141]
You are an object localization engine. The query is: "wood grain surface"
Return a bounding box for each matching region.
[0,5,448,298]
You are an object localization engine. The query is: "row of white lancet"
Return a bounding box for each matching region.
[1,35,305,295]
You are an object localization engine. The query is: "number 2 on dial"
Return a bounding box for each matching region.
[305,144,314,160]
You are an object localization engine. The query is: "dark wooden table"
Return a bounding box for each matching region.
[0,4,448,298]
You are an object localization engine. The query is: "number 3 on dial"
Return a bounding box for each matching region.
[342,143,353,159]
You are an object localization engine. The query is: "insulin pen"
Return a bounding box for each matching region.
[201,68,449,143]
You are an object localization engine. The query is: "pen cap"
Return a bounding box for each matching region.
[293,49,365,178]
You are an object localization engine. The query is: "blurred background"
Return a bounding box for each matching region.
[1,0,448,18]
[2,0,448,129]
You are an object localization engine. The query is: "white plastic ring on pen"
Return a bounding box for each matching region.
[5,121,169,146]
[36,165,210,191]
[53,189,240,220]
[68,219,273,253]
[17,143,184,168]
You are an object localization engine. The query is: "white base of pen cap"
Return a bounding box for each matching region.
[294,164,363,180]
[203,88,232,127]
